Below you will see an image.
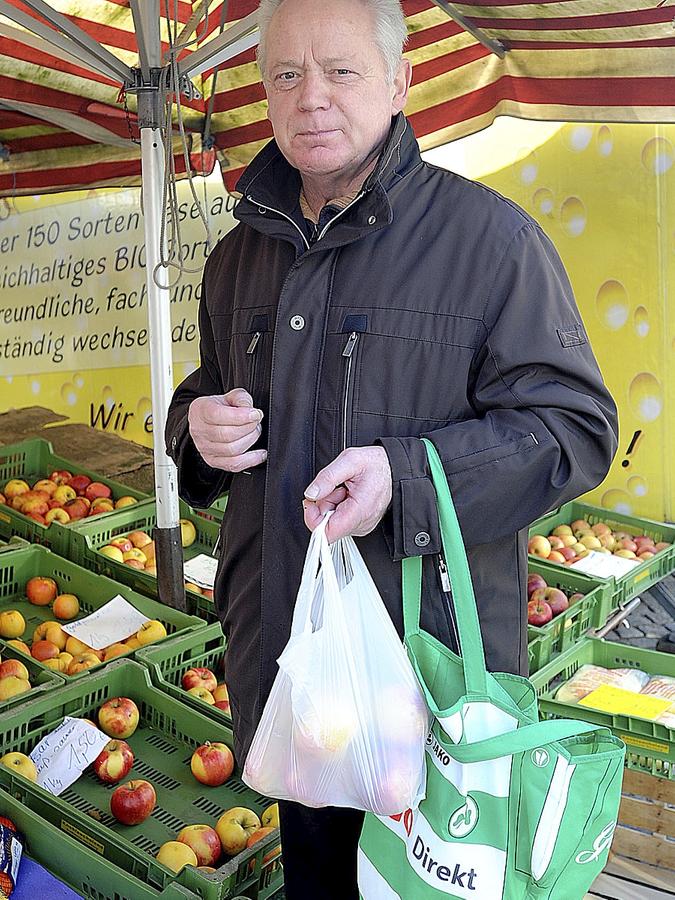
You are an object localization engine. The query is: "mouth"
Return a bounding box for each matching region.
[296,129,340,139]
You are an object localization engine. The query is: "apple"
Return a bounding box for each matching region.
[100,545,124,563]
[638,551,655,561]
[25,576,58,606]
[0,659,29,681]
[124,636,142,650]
[619,538,638,553]
[560,534,578,548]
[185,582,203,595]
[53,485,77,504]
[6,639,30,655]
[591,522,611,537]
[547,550,566,564]
[84,482,111,502]
[128,530,152,549]
[190,742,234,786]
[179,519,197,548]
[261,802,279,829]
[53,593,80,620]
[0,676,31,700]
[67,474,92,495]
[598,533,616,551]
[124,559,145,571]
[558,547,576,562]
[0,492,5,504]
[216,808,261,856]
[62,498,89,521]
[203,589,214,600]
[43,623,67,650]
[136,620,167,646]
[142,541,156,563]
[123,548,147,564]
[551,525,573,537]
[93,739,134,784]
[547,535,565,551]
[109,537,133,553]
[114,496,138,508]
[570,519,591,533]
[569,592,585,604]
[213,683,230,714]
[67,652,101,675]
[579,534,602,550]
[177,824,222,867]
[614,549,637,559]
[0,752,37,782]
[44,652,73,673]
[527,597,553,626]
[187,686,216,705]
[655,542,670,552]
[3,479,29,499]
[65,635,91,656]
[31,639,60,662]
[246,825,278,851]
[544,588,569,617]
[144,563,158,576]
[527,535,551,558]
[33,479,57,496]
[0,610,26,639]
[49,469,72,485]
[21,492,49,516]
[27,512,47,526]
[98,697,140,738]
[182,667,218,693]
[156,841,198,873]
[45,507,71,525]
[110,780,156,825]
[104,643,131,661]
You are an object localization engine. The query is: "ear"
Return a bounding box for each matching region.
[391,58,412,115]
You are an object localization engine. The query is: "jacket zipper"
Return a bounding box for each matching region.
[317,190,366,241]
[438,553,461,654]
[247,196,310,250]
[341,331,359,450]
[246,331,262,397]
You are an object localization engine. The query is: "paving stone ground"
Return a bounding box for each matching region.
[605,574,675,649]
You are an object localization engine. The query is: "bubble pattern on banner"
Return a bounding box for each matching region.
[600,488,633,516]
[629,373,663,423]
[627,476,648,498]
[597,126,613,157]
[641,137,673,175]
[596,280,629,330]
[633,306,649,338]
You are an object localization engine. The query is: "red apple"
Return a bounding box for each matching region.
[558,547,576,562]
[177,824,222,867]
[84,482,112,502]
[62,498,89,521]
[98,697,140,739]
[25,576,58,606]
[544,588,569,617]
[110,780,156,825]
[619,538,638,553]
[93,740,134,784]
[547,550,566,564]
[528,598,553,626]
[190,742,234,787]
[182,667,217,693]
[548,536,565,551]
[49,469,72,485]
[569,592,585,605]
[0,659,30,680]
[655,542,670,553]
[527,573,547,598]
[67,474,92,495]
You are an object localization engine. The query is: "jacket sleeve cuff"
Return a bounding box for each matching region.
[377,436,441,561]
[169,420,229,509]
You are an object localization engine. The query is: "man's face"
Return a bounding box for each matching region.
[262,0,409,183]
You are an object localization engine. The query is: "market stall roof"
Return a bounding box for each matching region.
[1,0,674,197]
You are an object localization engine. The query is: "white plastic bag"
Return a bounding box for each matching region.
[243,514,428,814]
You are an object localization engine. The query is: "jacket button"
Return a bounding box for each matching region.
[368,215,377,225]
[414,531,430,548]
[290,315,305,331]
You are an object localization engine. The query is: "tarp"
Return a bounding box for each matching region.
[1,0,674,196]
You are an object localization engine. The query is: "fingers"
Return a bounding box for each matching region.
[225,388,254,408]
[304,450,362,501]
[195,395,263,428]
[303,486,348,531]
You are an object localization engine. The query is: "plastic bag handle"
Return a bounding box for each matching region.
[290,513,331,638]
[402,439,488,695]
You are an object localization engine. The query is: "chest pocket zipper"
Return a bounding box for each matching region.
[245,314,268,401]
[438,553,461,655]
[340,316,367,451]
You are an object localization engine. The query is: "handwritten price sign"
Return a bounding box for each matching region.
[30,717,110,795]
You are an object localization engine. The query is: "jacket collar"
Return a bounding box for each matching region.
[234,113,421,250]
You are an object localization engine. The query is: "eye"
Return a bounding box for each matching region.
[275,71,298,85]
[333,68,354,76]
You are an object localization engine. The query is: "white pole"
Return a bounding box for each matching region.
[140,122,185,610]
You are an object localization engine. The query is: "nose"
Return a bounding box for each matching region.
[297,70,330,112]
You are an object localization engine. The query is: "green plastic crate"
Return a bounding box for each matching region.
[529,500,675,607]
[0,786,202,900]
[526,559,615,672]
[0,634,65,713]
[531,637,675,779]
[192,494,228,524]
[0,545,206,680]
[0,438,152,555]
[136,622,231,726]
[0,535,30,553]
[0,659,283,900]
[68,501,220,622]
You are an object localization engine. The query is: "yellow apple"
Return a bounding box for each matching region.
[0,610,26,640]
[179,519,197,548]
[0,676,31,700]
[216,808,261,856]
[262,802,279,829]
[136,620,167,646]
[0,752,37,781]
[156,841,198,873]
[99,545,124,563]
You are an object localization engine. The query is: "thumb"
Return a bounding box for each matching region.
[224,388,254,408]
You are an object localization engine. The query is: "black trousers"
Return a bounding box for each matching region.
[278,801,365,899]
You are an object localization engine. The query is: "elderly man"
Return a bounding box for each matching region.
[166,0,618,895]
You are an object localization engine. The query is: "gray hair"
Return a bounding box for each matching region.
[256,0,408,83]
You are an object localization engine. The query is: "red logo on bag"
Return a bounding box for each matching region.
[390,808,413,836]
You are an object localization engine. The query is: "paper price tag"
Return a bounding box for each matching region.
[29,717,110,796]
[570,550,640,578]
[579,685,672,721]
[62,595,150,650]
[183,553,218,590]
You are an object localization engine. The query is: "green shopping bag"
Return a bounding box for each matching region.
[358,439,626,900]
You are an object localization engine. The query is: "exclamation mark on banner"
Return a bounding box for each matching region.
[621,430,642,468]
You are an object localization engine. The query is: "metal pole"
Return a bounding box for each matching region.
[137,85,186,612]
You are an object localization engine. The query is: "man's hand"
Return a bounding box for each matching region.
[303,447,392,542]
[188,388,267,473]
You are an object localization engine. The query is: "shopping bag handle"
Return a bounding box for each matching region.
[437,718,612,764]
[402,439,488,694]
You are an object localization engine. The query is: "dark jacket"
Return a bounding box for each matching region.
[166,114,618,762]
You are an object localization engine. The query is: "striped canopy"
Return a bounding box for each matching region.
[1,0,674,196]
